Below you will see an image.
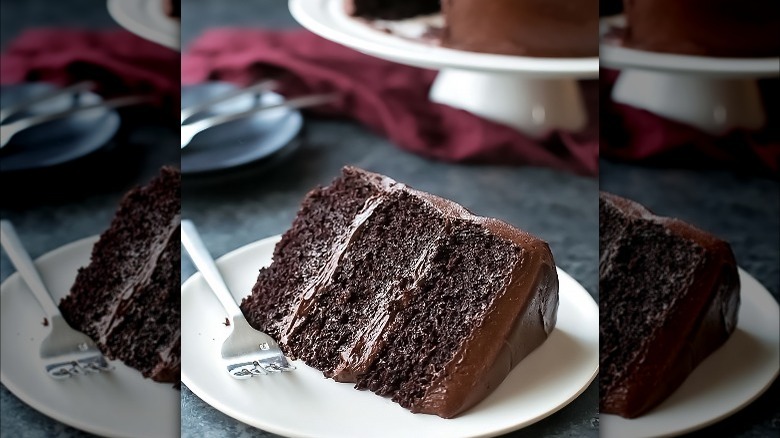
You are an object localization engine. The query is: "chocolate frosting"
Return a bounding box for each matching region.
[441,0,600,57]
[600,192,740,418]
[408,190,559,418]
[280,167,558,418]
[622,0,780,57]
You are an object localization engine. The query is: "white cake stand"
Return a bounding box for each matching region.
[600,15,779,134]
[289,0,599,137]
[107,0,180,51]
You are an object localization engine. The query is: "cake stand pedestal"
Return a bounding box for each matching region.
[600,16,779,134]
[430,71,587,136]
[290,0,599,138]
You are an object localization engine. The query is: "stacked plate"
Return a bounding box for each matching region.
[180,82,304,177]
[0,83,121,174]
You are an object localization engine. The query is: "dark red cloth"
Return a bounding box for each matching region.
[0,28,179,107]
[600,69,780,176]
[182,29,600,176]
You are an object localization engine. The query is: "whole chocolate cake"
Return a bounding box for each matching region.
[599,192,740,418]
[241,167,559,418]
[59,167,181,384]
[622,0,780,57]
[347,0,599,57]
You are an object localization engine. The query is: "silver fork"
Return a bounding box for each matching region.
[0,220,112,379]
[0,95,153,148]
[180,79,279,124]
[180,93,339,149]
[180,220,295,379]
[0,80,95,124]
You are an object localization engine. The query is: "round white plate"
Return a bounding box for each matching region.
[107,0,179,51]
[601,268,780,438]
[0,236,180,438]
[599,15,780,77]
[182,235,599,438]
[289,0,598,77]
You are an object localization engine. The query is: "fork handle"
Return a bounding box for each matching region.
[0,221,61,317]
[180,79,278,123]
[180,220,244,320]
[0,80,95,124]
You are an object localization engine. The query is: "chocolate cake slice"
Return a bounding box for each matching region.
[241,167,558,418]
[59,167,181,384]
[599,192,740,418]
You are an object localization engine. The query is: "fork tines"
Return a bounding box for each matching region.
[227,360,296,379]
[45,355,113,379]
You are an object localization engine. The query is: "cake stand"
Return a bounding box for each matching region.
[107,0,179,51]
[289,0,599,137]
[600,16,779,134]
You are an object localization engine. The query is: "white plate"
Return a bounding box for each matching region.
[599,15,779,77]
[601,268,780,438]
[107,0,179,51]
[182,235,599,438]
[289,0,598,77]
[0,236,180,438]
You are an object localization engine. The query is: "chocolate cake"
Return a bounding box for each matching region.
[622,0,780,57]
[347,0,599,57]
[163,0,180,19]
[345,0,440,20]
[59,167,181,384]
[241,167,559,418]
[599,192,740,418]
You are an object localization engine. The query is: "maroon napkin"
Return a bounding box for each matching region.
[182,29,600,176]
[600,69,780,176]
[0,28,179,107]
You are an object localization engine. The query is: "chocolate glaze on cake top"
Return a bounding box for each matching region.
[241,167,558,418]
[347,0,599,57]
[622,0,780,57]
[441,0,599,57]
[600,192,739,418]
[59,166,181,385]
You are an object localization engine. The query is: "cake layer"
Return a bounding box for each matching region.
[623,0,780,57]
[599,192,739,418]
[441,0,599,57]
[60,167,181,384]
[241,167,385,341]
[242,167,558,418]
